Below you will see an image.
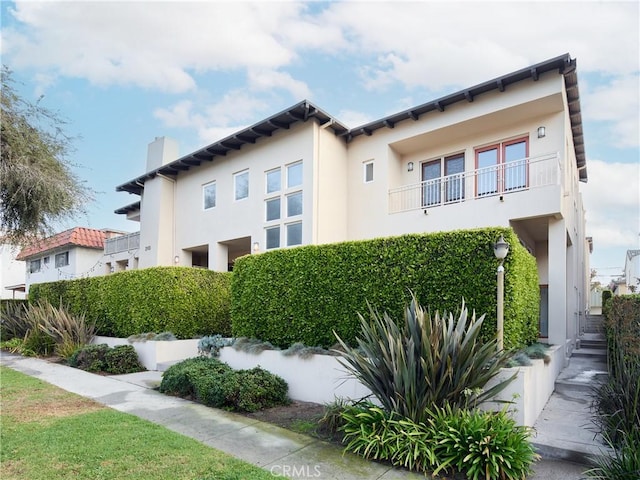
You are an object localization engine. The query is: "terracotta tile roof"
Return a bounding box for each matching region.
[16,227,107,260]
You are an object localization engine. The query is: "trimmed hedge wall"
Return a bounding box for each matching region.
[232,227,539,349]
[29,267,232,339]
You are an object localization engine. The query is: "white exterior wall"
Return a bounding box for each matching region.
[24,247,104,292]
[0,244,25,299]
[346,74,566,239]
[166,122,317,270]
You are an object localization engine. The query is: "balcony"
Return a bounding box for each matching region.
[105,232,140,254]
[389,152,560,214]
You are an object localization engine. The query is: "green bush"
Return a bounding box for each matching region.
[29,267,232,339]
[223,367,289,412]
[159,357,289,413]
[341,403,538,479]
[104,345,145,374]
[232,228,539,349]
[160,357,233,399]
[69,344,110,372]
[69,343,145,374]
[335,294,514,423]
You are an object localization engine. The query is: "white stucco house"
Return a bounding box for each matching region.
[114,53,590,357]
[16,227,136,293]
[0,242,26,299]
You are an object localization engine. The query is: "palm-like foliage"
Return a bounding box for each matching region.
[335,293,514,423]
[28,301,96,359]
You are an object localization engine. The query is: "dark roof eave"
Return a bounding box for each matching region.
[116,100,349,195]
[343,53,587,181]
[115,201,141,215]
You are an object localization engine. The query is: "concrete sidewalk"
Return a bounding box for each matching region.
[1,352,589,479]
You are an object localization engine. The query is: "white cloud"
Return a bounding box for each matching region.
[2,2,312,93]
[583,159,640,250]
[322,1,639,92]
[582,75,640,148]
[336,109,374,129]
[247,68,310,99]
[154,90,269,144]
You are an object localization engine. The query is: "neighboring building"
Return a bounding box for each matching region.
[623,249,640,293]
[16,227,136,293]
[115,53,590,356]
[0,242,26,299]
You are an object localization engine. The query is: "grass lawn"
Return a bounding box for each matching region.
[0,366,275,480]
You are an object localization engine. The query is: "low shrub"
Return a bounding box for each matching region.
[282,342,332,359]
[232,337,278,354]
[104,345,145,374]
[128,332,177,342]
[0,337,26,354]
[69,343,145,374]
[341,402,538,479]
[426,404,538,480]
[223,367,289,412]
[198,334,233,358]
[160,357,232,399]
[69,344,110,372]
[159,357,289,413]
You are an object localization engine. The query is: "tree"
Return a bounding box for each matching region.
[1,66,92,245]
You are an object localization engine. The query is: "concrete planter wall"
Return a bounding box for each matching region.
[481,344,564,426]
[218,348,372,404]
[92,336,199,371]
[93,335,563,426]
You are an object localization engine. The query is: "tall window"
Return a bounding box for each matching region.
[266,168,281,194]
[422,153,465,206]
[287,161,302,188]
[55,251,69,268]
[475,138,528,196]
[234,170,249,201]
[203,181,216,210]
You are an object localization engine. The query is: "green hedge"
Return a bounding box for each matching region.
[232,228,539,349]
[29,267,232,339]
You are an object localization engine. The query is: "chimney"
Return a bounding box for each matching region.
[146,137,179,172]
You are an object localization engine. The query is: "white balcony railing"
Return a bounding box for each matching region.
[389,152,560,214]
[104,232,140,254]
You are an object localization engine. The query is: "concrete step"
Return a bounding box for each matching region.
[572,348,607,358]
[579,340,606,349]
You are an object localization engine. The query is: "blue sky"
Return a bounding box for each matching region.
[1,1,638,283]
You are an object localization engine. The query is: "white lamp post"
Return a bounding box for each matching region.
[493,235,510,351]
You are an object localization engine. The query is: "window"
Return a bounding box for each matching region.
[265,197,281,221]
[364,161,374,183]
[55,251,69,267]
[475,138,528,196]
[203,182,216,210]
[421,153,465,207]
[266,226,280,249]
[266,168,281,194]
[287,191,303,217]
[29,259,41,274]
[43,256,50,265]
[286,222,302,246]
[287,162,302,188]
[234,170,249,201]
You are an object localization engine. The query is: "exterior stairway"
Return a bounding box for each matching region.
[532,323,611,465]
